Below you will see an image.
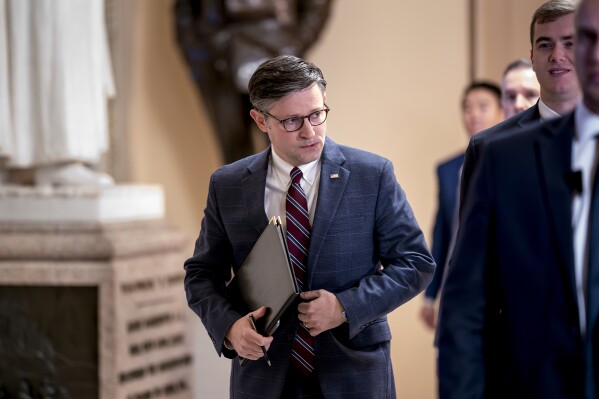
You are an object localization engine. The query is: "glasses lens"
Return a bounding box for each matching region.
[276,107,329,132]
[283,117,302,132]
[309,109,328,126]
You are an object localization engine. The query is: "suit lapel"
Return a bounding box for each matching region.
[516,103,541,128]
[308,138,348,282]
[535,112,576,295]
[242,148,270,235]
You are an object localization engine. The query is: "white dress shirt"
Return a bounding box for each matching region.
[264,148,321,230]
[573,102,599,335]
[538,99,562,121]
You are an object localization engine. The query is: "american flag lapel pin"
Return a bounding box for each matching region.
[330,173,339,179]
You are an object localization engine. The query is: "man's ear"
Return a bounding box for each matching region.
[250,109,267,132]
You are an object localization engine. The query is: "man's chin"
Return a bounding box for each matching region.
[297,147,323,164]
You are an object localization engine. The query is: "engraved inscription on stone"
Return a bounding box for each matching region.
[0,219,192,398]
[117,270,191,399]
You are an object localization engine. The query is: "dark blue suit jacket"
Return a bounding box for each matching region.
[429,101,540,302]
[184,137,435,398]
[430,103,540,302]
[459,103,541,213]
[437,112,584,398]
[425,153,464,301]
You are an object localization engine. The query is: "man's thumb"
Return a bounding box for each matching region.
[251,306,267,319]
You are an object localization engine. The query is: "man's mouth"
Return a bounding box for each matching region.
[300,139,322,148]
[549,68,570,76]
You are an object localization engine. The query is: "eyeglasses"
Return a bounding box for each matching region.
[260,105,330,132]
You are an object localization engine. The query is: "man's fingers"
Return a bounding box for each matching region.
[300,290,320,301]
[239,330,270,358]
[241,347,264,360]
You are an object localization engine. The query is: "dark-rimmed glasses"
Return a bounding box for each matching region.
[260,105,330,132]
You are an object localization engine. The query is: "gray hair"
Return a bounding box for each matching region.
[248,55,327,112]
[503,58,533,77]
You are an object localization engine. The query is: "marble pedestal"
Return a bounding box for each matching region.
[0,186,193,399]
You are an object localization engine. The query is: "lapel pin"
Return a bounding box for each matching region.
[330,173,339,179]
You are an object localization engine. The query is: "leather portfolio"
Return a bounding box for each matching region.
[226,217,299,337]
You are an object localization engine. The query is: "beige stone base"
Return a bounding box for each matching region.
[0,219,192,399]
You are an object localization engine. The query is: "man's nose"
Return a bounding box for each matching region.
[298,120,317,138]
[514,94,529,112]
[549,45,566,62]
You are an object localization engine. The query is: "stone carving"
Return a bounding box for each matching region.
[0,0,115,187]
[174,0,333,164]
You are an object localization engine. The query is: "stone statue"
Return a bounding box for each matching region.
[0,0,115,187]
[174,0,333,164]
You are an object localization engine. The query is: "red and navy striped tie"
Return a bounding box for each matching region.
[286,167,315,376]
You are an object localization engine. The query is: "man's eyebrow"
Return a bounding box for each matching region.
[535,34,574,44]
[535,36,551,43]
[535,36,552,44]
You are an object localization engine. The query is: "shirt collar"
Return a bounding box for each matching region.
[270,147,320,186]
[538,99,562,121]
[575,101,599,143]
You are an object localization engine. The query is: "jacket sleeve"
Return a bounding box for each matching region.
[425,165,451,300]
[459,137,480,217]
[336,159,436,339]
[437,144,496,399]
[183,173,242,358]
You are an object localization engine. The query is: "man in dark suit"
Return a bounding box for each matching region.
[184,55,435,398]
[420,82,503,330]
[437,0,599,397]
[459,0,580,207]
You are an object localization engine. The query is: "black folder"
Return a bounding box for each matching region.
[226,216,299,338]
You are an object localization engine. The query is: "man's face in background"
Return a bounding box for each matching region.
[501,67,540,118]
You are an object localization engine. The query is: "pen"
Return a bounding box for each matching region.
[248,314,271,367]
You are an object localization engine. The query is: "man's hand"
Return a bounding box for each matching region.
[297,290,346,336]
[419,302,436,330]
[224,306,273,360]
